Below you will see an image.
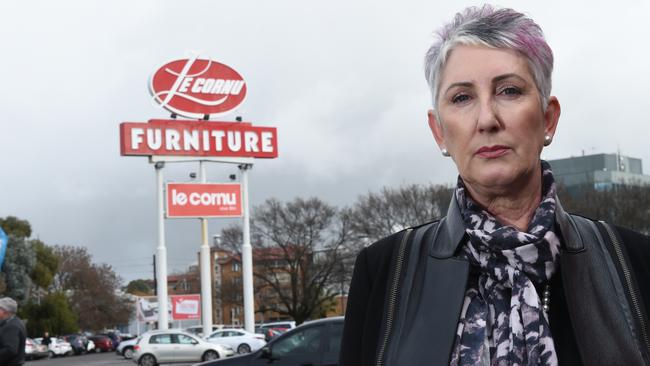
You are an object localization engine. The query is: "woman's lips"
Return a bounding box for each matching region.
[476,145,510,158]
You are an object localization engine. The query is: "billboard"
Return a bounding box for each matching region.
[136,295,201,322]
[166,183,242,218]
[120,119,278,158]
[172,295,201,320]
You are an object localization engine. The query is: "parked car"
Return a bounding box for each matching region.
[34,337,73,357]
[63,334,89,355]
[198,317,343,366]
[205,328,266,354]
[185,325,221,338]
[102,331,122,348]
[255,321,296,342]
[132,330,234,365]
[25,338,49,360]
[117,337,139,359]
[89,335,114,352]
[87,338,96,352]
[258,321,296,330]
[255,327,287,342]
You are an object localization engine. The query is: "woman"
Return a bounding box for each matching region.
[340,5,650,366]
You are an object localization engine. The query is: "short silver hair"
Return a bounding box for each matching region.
[425,5,554,111]
[0,297,17,314]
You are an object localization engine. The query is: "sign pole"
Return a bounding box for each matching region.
[155,162,169,330]
[240,163,255,332]
[199,161,214,337]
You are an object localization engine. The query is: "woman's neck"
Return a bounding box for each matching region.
[463,169,543,232]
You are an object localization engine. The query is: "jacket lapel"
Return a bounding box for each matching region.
[386,197,469,366]
[556,203,646,366]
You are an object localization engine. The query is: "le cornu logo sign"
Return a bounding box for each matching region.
[150,56,246,119]
[120,56,278,159]
[167,183,242,218]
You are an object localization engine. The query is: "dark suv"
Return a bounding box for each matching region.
[198,316,343,366]
[63,334,89,355]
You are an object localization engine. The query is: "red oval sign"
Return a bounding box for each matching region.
[149,57,247,118]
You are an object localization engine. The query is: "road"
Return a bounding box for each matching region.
[26,352,197,366]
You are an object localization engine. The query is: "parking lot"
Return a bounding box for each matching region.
[26,352,196,366]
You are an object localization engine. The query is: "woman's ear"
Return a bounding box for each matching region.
[544,96,561,138]
[428,110,447,150]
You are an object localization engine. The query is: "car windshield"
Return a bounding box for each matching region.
[272,325,323,357]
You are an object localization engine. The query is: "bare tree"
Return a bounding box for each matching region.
[349,183,452,244]
[219,197,352,324]
[559,183,650,235]
[53,245,133,330]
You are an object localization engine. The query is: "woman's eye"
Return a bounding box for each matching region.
[452,94,470,104]
[499,86,521,96]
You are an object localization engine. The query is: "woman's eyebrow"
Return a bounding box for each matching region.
[492,73,527,84]
[444,81,473,94]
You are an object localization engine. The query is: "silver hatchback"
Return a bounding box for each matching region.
[132,330,234,366]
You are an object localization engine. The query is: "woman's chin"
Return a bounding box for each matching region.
[464,167,524,192]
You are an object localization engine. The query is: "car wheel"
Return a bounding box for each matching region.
[123,347,134,359]
[48,350,55,358]
[237,343,251,354]
[202,350,220,361]
[64,350,73,357]
[139,354,157,366]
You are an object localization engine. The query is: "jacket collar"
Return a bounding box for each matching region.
[429,194,585,258]
[429,195,465,258]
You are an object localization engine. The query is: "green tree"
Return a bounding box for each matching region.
[0,216,32,239]
[30,240,58,290]
[20,292,78,336]
[0,235,36,302]
[125,279,153,296]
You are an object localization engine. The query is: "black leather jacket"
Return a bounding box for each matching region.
[340,197,650,366]
[0,315,26,366]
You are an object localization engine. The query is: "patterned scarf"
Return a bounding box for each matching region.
[449,161,560,366]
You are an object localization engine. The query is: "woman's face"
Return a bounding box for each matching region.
[429,44,560,192]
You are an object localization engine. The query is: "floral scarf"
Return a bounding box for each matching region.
[449,161,560,366]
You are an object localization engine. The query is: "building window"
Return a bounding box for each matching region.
[232,262,241,272]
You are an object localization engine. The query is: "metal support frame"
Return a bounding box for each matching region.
[150,155,255,333]
[199,161,213,337]
[155,161,169,330]
[239,163,255,332]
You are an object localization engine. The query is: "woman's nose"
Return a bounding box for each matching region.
[476,99,501,133]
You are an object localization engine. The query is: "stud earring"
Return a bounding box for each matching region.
[441,148,450,157]
[544,135,552,146]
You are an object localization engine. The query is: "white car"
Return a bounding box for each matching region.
[184,325,221,338]
[87,339,95,352]
[34,337,73,357]
[205,328,266,354]
[117,337,138,359]
[132,330,234,365]
[258,321,296,330]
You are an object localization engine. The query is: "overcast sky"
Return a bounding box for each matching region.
[2,0,649,284]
